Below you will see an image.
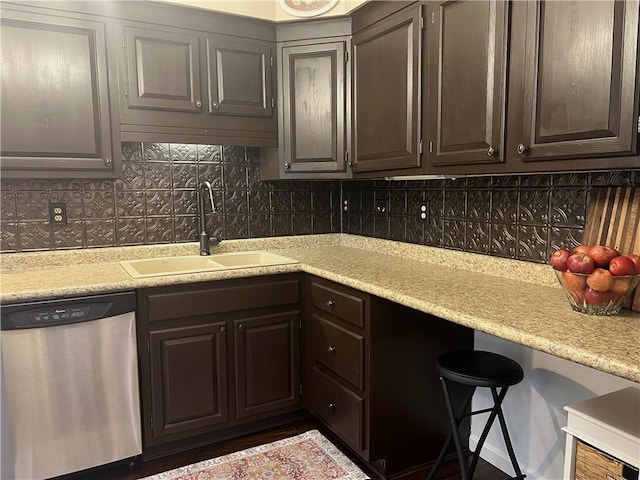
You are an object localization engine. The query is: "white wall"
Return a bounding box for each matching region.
[471,332,638,480]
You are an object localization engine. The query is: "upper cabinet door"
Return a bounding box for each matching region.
[0,7,119,177]
[282,41,347,174]
[427,0,508,167]
[511,0,639,161]
[124,25,203,112]
[352,4,423,173]
[206,36,274,117]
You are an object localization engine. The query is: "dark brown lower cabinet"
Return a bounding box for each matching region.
[137,274,302,458]
[149,322,229,438]
[304,276,474,478]
[234,312,300,419]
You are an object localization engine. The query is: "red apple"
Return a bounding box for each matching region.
[609,256,636,276]
[584,287,616,306]
[550,248,571,271]
[572,244,591,255]
[587,245,620,268]
[567,253,595,274]
[586,268,613,291]
[623,254,640,274]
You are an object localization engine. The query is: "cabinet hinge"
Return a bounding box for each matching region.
[270,56,274,67]
[271,98,275,108]
[637,115,640,134]
[124,84,128,98]
[431,11,435,24]
[299,384,303,395]
[146,340,150,355]
[420,16,425,30]
[419,139,424,154]
[344,50,349,62]
[150,417,153,431]
[121,37,125,49]
[429,141,433,153]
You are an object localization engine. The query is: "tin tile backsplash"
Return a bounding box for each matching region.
[343,171,638,263]
[0,143,340,252]
[1,142,637,265]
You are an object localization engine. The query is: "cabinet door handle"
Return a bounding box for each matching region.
[284,162,290,170]
[220,326,226,335]
[517,143,529,155]
[238,323,244,332]
[487,146,498,157]
[327,345,336,353]
[327,402,336,411]
[212,101,219,110]
[326,300,336,308]
[195,100,202,108]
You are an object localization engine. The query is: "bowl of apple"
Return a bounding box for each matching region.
[550,245,640,315]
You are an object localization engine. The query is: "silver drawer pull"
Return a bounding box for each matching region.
[326,300,336,308]
[327,346,336,353]
[327,402,336,411]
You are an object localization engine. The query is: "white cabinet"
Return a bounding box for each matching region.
[563,387,640,479]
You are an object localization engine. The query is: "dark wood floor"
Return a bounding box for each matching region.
[60,418,508,480]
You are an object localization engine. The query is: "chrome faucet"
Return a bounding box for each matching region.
[197,181,220,255]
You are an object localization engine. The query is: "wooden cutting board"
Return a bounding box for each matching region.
[582,186,640,311]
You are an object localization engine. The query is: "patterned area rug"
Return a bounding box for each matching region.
[139,429,370,480]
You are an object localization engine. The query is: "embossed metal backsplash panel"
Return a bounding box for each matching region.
[342,172,639,264]
[1,144,637,264]
[0,143,340,252]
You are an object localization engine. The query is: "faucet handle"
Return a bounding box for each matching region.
[209,234,221,246]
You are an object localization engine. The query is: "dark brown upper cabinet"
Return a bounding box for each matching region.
[426,0,640,176]
[351,3,424,174]
[117,18,277,147]
[206,36,273,118]
[0,4,120,178]
[427,0,508,167]
[123,25,202,113]
[260,19,352,180]
[507,0,640,165]
[281,41,348,175]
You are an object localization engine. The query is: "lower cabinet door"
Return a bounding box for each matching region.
[234,311,300,419]
[149,322,228,440]
[310,365,364,452]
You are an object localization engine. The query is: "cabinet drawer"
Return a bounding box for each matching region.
[311,314,364,390]
[310,281,364,328]
[310,366,363,452]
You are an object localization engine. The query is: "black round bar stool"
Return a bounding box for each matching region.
[426,350,526,480]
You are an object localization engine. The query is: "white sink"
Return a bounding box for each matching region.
[120,251,298,278]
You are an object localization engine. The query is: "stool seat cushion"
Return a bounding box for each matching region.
[437,350,524,387]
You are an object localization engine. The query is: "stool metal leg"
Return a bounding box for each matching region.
[426,378,475,480]
[467,386,509,478]
[492,388,526,480]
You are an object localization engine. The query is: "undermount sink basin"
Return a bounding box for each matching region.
[120,251,299,278]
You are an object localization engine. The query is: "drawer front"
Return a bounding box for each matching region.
[310,366,364,452]
[311,314,364,390]
[143,278,299,322]
[310,281,364,328]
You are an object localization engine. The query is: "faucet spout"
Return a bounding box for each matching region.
[197,181,219,255]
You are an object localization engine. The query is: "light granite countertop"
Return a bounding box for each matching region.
[2,234,639,383]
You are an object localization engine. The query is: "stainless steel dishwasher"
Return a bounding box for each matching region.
[1,291,142,480]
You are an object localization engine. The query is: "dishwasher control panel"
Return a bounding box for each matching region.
[31,306,93,323]
[1,292,136,330]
